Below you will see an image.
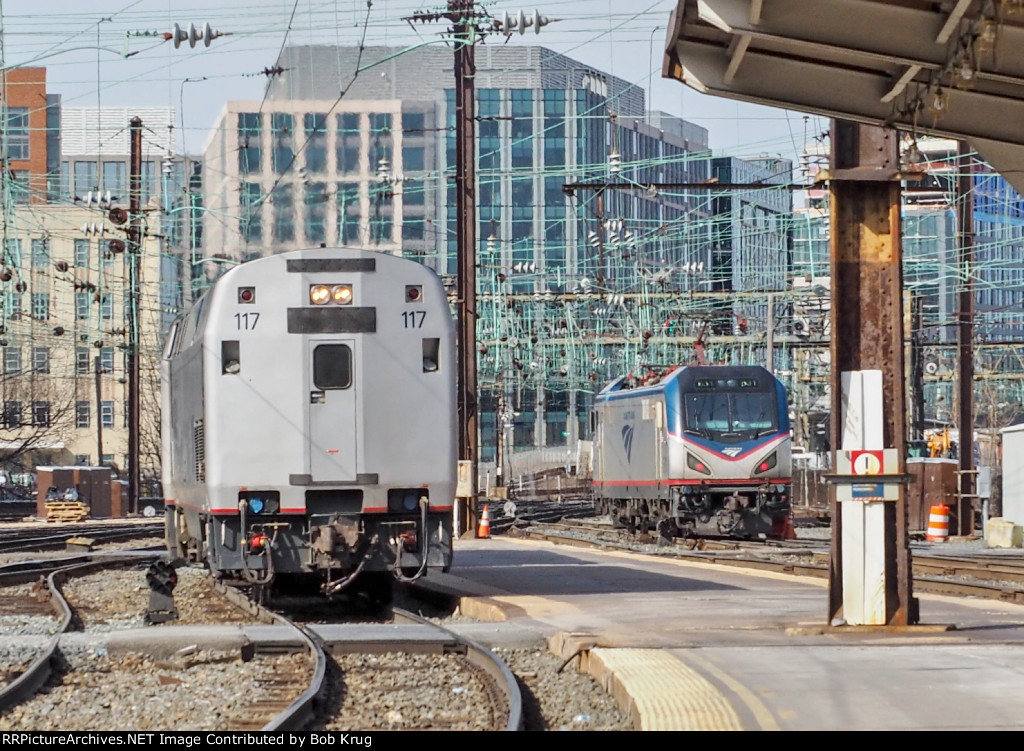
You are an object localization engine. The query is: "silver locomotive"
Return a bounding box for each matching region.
[161,248,456,599]
[592,365,793,539]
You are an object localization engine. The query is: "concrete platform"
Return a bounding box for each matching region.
[427,534,1024,730]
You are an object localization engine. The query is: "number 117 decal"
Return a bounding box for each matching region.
[402,311,426,328]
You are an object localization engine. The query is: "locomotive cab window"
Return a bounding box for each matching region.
[313,344,352,389]
[684,389,778,439]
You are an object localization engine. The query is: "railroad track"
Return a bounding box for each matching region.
[0,522,164,554]
[0,553,163,715]
[510,519,1024,605]
[219,584,523,730]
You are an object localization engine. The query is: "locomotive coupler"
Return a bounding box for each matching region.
[310,518,365,570]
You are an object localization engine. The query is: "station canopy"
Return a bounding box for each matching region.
[663,0,1024,193]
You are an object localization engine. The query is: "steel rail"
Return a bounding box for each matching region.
[0,552,163,712]
[515,526,1024,605]
[0,523,164,553]
[215,584,328,732]
[392,606,523,731]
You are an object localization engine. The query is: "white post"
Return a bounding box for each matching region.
[841,370,887,625]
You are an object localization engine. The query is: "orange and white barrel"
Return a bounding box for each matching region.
[926,504,950,542]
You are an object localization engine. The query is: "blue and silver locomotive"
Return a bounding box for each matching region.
[592,365,792,539]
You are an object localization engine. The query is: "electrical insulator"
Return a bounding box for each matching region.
[608,151,621,174]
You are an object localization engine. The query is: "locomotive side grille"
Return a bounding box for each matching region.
[193,419,206,482]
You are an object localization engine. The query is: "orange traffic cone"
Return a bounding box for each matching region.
[477,505,491,539]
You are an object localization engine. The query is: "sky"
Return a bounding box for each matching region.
[0,0,824,167]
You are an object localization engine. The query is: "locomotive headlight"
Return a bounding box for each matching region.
[754,452,778,475]
[332,284,353,305]
[686,453,712,475]
[403,491,418,511]
[248,497,265,514]
[310,285,331,305]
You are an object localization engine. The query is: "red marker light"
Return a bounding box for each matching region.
[759,462,770,472]
[696,462,705,472]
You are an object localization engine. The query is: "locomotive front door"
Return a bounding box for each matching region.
[308,340,357,481]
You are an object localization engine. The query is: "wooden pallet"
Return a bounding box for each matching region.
[45,501,90,523]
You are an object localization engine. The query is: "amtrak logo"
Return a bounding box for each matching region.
[722,447,742,458]
[621,424,635,462]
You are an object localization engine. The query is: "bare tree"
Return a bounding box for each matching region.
[0,366,80,470]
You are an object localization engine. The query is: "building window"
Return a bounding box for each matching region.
[74,454,90,466]
[32,347,49,374]
[141,161,156,205]
[337,184,360,245]
[32,401,50,428]
[240,182,262,243]
[402,146,425,172]
[101,400,114,429]
[3,347,20,375]
[31,293,49,321]
[304,113,327,174]
[4,108,29,160]
[75,292,90,320]
[3,238,19,265]
[10,171,29,205]
[102,161,126,198]
[305,182,327,245]
[402,111,425,134]
[74,161,98,197]
[336,113,361,174]
[76,401,90,428]
[74,239,90,268]
[100,347,114,372]
[371,192,392,245]
[369,113,392,178]
[238,113,262,175]
[272,113,294,175]
[2,401,21,428]
[76,347,90,374]
[273,183,294,243]
[100,293,113,320]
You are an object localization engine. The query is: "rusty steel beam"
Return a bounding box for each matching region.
[956,141,975,537]
[828,121,917,626]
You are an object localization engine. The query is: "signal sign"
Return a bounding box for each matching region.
[851,450,883,475]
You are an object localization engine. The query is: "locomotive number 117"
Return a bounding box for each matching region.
[402,311,426,328]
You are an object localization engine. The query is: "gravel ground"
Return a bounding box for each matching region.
[497,647,631,731]
[0,560,633,731]
[318,652,498,731]
[61,564,261,630]
[0,648,309,731]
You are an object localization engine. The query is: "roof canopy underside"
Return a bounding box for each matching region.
[663,0,1024,192]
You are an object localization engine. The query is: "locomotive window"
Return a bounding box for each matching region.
[313,344,352,389]
[685,392,777,436]
[163,321,180,359]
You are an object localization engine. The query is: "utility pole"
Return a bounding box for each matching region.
[94,356,104,466]
[956,140,975,536]
[127,117,142,515]
[405,3,554,537]
[452,0,479,537]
